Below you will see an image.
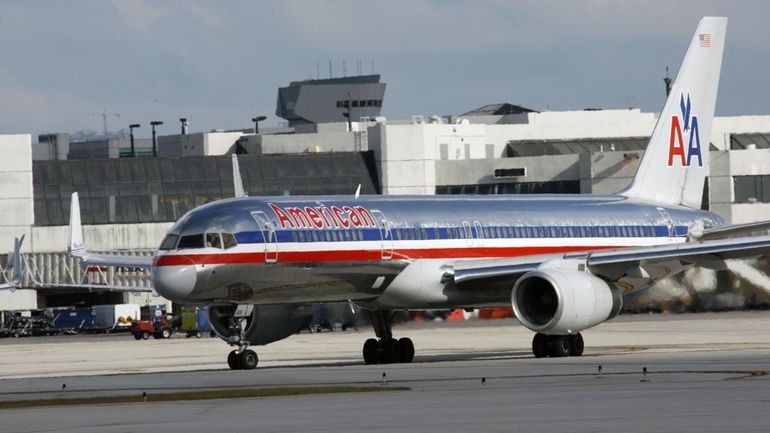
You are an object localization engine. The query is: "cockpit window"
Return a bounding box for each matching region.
[206,233,222,249]
[177,234,204,249]
[222,233,237,249]
[159,234,179,251]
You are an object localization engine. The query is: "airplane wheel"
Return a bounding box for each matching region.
[227,350,241,370]
[532,333,548,358]
[569,333,584,357]
[227,351,240,369]
[549,336,570,357]
[398,337,415,363]
[363,338,379,364]
[379,339,401,364]
[239,349,258,370]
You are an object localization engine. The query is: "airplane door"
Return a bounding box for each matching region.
[473,221,485,246]
[371,210,393,260]
[462,221,473,246]
[656,207,675,238]
[251,211,278,263]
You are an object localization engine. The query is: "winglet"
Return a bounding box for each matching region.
[232,154,246,198]
[68,192,85,257]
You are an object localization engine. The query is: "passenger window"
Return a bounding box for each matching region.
[159,234,179,250]
[178,234,204,249]
[222,233,237,249]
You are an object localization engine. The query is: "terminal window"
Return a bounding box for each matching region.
[733,175,770,203]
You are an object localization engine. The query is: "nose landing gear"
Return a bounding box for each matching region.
[226,305,259,370]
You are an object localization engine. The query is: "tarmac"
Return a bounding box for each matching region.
[1,311,770,432]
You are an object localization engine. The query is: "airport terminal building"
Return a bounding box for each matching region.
[3,74,770,311]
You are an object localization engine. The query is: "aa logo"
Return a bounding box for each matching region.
[667,93,702,167]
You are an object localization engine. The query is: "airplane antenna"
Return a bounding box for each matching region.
[354,184,361,199]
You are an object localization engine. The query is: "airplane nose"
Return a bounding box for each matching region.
[152,262,197,301]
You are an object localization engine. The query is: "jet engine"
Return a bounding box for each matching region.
[511,268,622,335]
[208,304,313,346]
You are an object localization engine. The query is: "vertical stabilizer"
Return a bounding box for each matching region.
[232,154,246,198]
[623,17,727,207]
[10,235,24,285]
[68,192,85,256]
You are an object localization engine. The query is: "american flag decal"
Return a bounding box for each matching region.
[699,33,711,47]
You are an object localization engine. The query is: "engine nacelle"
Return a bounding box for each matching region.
[208,304,313,346]
[511,269,622,335]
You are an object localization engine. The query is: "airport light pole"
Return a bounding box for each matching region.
[128,124,140,158]
[251,116,266,134]
[150,121,163,157]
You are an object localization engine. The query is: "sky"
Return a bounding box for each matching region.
[1,0,769,140]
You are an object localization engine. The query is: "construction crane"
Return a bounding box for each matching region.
[91,108,121,137]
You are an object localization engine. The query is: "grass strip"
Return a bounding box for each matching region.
[0,385,409,410]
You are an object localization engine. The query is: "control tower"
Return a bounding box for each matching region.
[276,75,386,126]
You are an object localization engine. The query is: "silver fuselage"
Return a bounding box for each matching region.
[150,194,724,309]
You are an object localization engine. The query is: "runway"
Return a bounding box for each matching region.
[1,312,770,432]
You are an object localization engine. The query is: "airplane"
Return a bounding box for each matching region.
[0,235,24,291]
[68,17,770,370]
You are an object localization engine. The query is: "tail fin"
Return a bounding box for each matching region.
[10,235,24,285]
[623,17,727,208]
[2,235,24,291]
[68,192,85,257]
[232,154,246,198]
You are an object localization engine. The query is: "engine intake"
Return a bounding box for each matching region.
[209,304,312,346]
[512,269,622,334]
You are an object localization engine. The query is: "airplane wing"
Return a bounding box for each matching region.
[449,232,770,291]
[68,192,155,269]
[33,282,155,293]
[696,220,770,240]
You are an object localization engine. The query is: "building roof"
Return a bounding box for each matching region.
[461,103,538,116]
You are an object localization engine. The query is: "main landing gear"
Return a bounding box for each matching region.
[531,332,584,358]
[362,310,415,364]
[226,305,258,370]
